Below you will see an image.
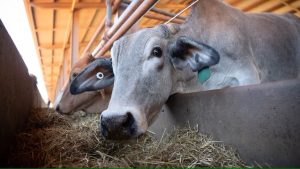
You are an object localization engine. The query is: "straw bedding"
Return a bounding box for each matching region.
[7,108,247,168]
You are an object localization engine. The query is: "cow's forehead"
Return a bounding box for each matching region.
[111,26,168,67]
[113,25,169,50]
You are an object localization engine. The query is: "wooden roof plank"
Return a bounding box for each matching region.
[39,41,89,49]
[273,1,300,14]
[31,1,186,10]
[233,0,264,11]
[31,2,106,9]
[79,9,99,43]
[51,3,55,95]
[24,0,42,64]
[51,0,78,100]
[247,0,288,13]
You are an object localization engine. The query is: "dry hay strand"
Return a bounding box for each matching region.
[7,108,248,168]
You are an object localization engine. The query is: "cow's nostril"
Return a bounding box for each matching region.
[56,106,62,114]
[101,123,108,137]
[122,112,135,128]
[101,116,109,137]
[100,112,136,139]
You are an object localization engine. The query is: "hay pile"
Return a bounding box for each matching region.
[7,108,247,168]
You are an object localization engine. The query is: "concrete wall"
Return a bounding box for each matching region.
[0,20,41,164]
[150,79,300,167]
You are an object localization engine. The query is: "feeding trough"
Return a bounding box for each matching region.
[150,79,300,166]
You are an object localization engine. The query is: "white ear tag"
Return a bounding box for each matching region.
[96,72,104,80]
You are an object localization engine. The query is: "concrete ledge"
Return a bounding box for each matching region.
[0,20,37,164]
[150,79,300,167]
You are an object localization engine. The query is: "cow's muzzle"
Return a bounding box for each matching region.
[100,112,137,140]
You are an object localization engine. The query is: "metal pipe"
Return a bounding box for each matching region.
[105,0,113,29]
[144,12,183,24]
[81,0,121,57]
[149,5,186,20]
[95,0,158,57]
[122,0,186,20]
[107,0,143,38]
[120,3,185,23]
[92,0,143,56]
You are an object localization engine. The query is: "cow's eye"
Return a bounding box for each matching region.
[71,72,78,80]
[151,47,162,57]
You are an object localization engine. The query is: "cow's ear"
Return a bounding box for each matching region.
[86,53,95,62]
[70,58,114,94]
[168,36,220,71]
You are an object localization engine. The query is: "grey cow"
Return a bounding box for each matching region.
[71,0,300,139]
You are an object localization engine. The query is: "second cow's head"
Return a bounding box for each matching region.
[70,24,220,140]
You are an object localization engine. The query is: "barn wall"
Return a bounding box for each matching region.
[0,20,43,163]
[150,79,300,167]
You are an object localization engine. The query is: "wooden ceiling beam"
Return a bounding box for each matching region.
[51,0,56,99]
[142,23,160,28]
[35,26,101,32]
[30,2,185,10]
[247,0,288,13]
[144,12,183,24]
[39,42,89,50]
[79,9,99,46]
[233,0,264,11]
[272,1,300,14]
[24,0,53,100]
[30,2,106,9]
[52,0,77,100]
[24,1,43,67]
[243,0,265,12]
[150,5,186,20]
[277,0,300,17]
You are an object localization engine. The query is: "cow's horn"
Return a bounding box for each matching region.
[166,23,180,34]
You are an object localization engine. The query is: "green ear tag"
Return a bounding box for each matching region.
[198,67,211,84]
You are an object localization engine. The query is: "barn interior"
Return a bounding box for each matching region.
[25,0,300,101]
[0,0,300,167]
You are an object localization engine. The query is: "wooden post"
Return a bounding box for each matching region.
[62,54,67,85]
[71,10,79,66]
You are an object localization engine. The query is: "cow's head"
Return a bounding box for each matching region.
[71,24,219,139]
[55,54,113,114]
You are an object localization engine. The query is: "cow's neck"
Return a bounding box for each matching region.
[179,0,237,40]
[172,0,252,94]
[188,0,230,20]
